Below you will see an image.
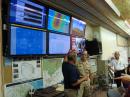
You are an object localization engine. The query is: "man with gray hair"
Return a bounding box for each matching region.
[109,51,128,88]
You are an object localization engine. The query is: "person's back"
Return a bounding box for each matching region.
[62,61,80,89]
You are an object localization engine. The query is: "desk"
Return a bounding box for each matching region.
[33,91,64,97]
[27,86,64,97]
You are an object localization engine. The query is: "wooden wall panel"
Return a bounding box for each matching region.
[4,66,12,84]
[0,0,4,96]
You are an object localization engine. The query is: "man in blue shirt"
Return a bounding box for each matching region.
[62,50,89,97]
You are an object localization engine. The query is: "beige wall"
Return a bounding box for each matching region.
[0,0,4,96]
[100,27,128,62]
[93,26,101,41]
[127,39,130,57]
[116,35,128,47]
[96,27,128,77]
[85,24,93,40]
[100,27,117,60]
[128,46,130,57]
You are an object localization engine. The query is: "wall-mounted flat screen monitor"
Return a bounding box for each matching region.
[10,0,46,28]
[48,9,70,34]
[10,26,46,55]
[49,33,70,54]
[71,17,86,37]
[71,36,85,54]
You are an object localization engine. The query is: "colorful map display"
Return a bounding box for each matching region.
[48,9,70,34]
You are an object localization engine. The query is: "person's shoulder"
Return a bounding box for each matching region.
[76,61,83,67]
[62,62,68,67]
[76,61,81,65]
[110,58,116,62]
[62,62,74,67]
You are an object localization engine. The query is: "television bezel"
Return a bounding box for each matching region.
[48,32,71,56]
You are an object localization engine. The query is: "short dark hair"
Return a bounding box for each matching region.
[67,54,77,61]
[67,50,77,62]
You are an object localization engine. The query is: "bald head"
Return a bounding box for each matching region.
[114,51,120,60]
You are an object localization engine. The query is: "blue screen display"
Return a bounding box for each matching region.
[48,9,70,34]
[49,33,70,54]
[10,0,46,28]
[71,17,86,36]
[10,26,46,55]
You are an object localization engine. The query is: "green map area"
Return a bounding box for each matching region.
[42,58,63,75]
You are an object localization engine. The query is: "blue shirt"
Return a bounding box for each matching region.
[62,62,80,89]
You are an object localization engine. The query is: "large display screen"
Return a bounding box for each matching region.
[10,0,46,28]
[49,33,70,54]
[71,36,85,54]
[48,9,70,34]
[10,26,46,55]
[71,17,86,37]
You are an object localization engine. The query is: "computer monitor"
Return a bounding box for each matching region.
[48,9,70,34]
[10,26,46,55]
[71,17,86,37]
[49,33,70,54]
[10,0,46,28]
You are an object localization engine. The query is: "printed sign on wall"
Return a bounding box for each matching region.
[12,60,42,83]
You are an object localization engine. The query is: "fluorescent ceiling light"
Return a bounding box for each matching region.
[124,20,130,29]
[105,0,120,16]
